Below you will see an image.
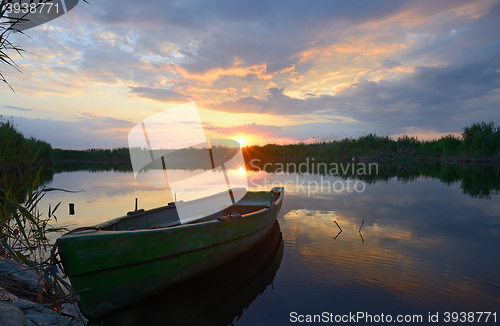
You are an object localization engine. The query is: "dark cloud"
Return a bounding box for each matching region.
[378,59,403,69]
[3,105,32,112]
[79,46,152,84]
[204,122,284,136]
[332,56,500,128]
[212,87,331,115]
[210,55,500,134]
[77,112,134,131]
[76,0,468,75]
[129,87,189,102]
[68,0,500,99]
[6,115,133,149]
[206,121,376,141]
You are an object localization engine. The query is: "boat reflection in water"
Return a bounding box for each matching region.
[97,221,284,326]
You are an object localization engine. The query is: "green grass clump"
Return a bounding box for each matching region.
[0,117,52,174]
[0,171,64,264]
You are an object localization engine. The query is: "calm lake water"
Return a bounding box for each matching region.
[40,163,500,325]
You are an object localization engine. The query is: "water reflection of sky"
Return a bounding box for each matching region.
[241,177,500,325]
[41,169,500,324]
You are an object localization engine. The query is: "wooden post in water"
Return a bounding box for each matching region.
[69,203,75,215]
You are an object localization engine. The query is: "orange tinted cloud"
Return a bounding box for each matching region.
[159,62,274,86]
[298,37,409,64]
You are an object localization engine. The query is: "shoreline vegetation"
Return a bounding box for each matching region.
[0,118,52,174]
[1,118,81,325]
[3,119,499,174]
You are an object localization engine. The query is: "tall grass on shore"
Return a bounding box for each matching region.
[0,117,52,174]
[0,118,69,265]
[0,171,65,264]
[244,121,500,161]
[0,172,77,318]
[0,119,74,313]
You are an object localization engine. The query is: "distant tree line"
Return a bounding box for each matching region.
[244,121,500,162]
[52,147,130,162]
[1,120,500,175]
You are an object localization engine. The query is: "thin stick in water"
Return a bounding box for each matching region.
[333,220,343,240]
[334,220,342,232]
[359,219,364,233]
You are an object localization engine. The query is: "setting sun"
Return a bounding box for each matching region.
[236,137,246,147]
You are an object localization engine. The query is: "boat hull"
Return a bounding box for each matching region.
[101,221,284,325]
[56,188,283,319]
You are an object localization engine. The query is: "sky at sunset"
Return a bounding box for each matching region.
[1,0,500,149]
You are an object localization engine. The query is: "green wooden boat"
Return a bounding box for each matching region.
[101,221,284,325]
[55,187,284,319]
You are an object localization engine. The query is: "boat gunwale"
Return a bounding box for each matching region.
[59,187,284,238]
